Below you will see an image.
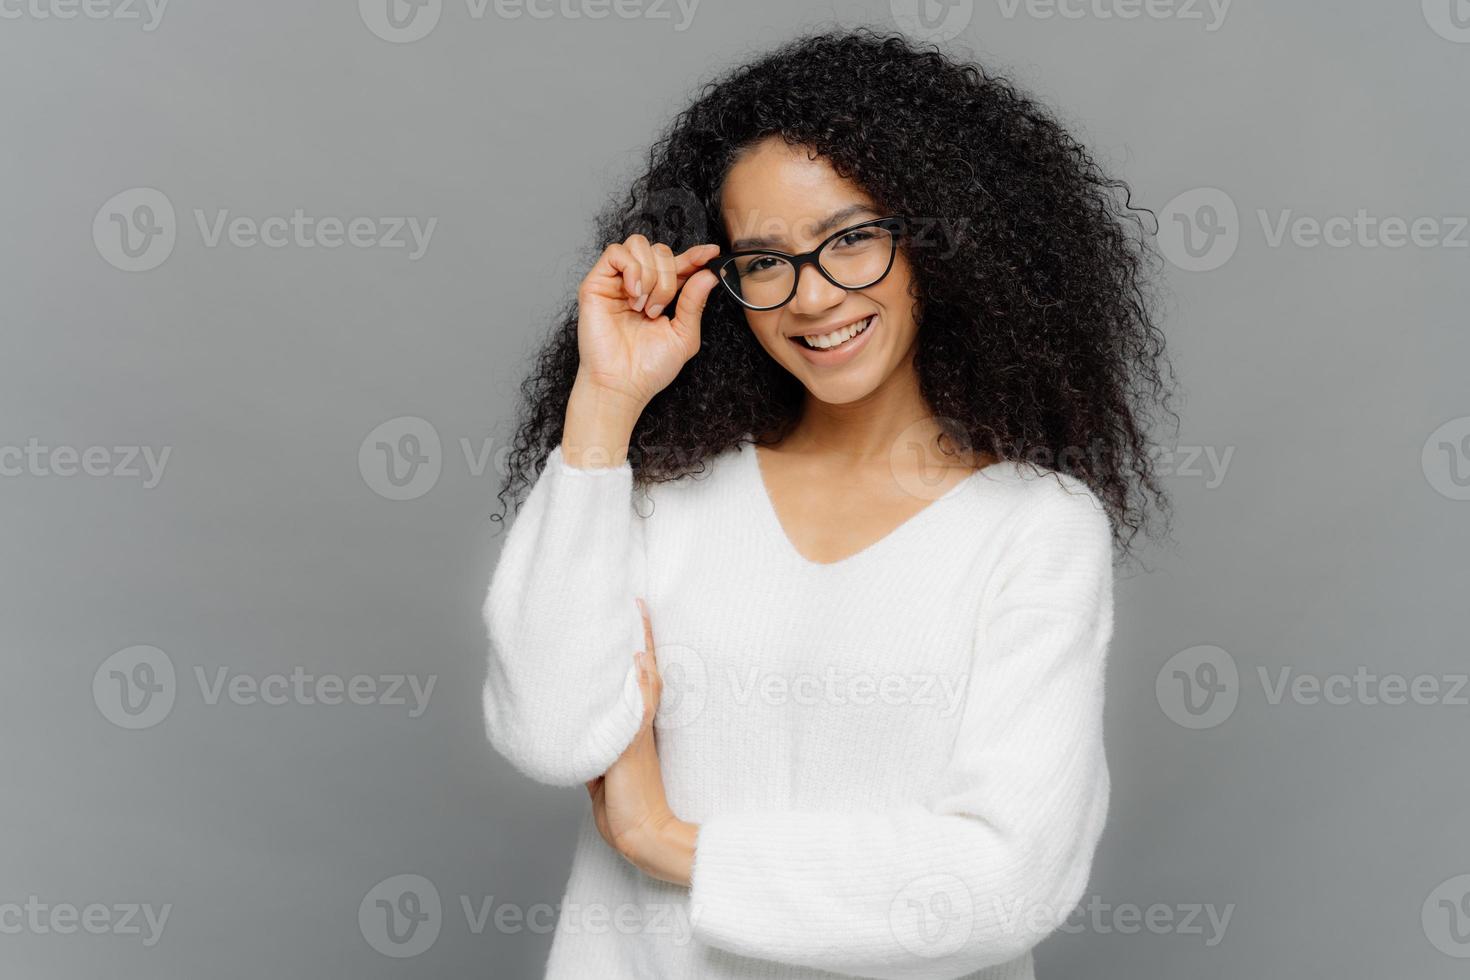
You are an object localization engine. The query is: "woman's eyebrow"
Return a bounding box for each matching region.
[729,204,878,251]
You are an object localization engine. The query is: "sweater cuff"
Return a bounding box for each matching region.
[686,811,756,955]
[687,810,854,964]
[546,442,634,478]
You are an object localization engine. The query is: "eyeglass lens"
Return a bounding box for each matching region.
[719,223,896,309]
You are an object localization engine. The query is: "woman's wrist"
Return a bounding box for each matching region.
[625,814,699,887]
[563,374,647,468]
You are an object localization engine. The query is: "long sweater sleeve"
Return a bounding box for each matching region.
[686,486,1115,980]
[481,443,648,787]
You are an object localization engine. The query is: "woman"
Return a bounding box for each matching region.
[483,28,1176,980]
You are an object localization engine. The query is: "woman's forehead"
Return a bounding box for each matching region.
[719,142,878,248]
[721,203,883,252]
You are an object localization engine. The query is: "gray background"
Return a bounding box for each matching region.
[3,0,1468,977]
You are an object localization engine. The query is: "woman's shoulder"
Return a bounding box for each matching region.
[959,456,1114,546]
[955,459,1116,610]
[632,439,749,515]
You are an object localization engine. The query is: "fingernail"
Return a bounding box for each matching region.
[630,278,641,296]
[632,292,647,312]
[646,303,662,318]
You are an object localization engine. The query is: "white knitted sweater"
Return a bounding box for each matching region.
[482,434,1115,979]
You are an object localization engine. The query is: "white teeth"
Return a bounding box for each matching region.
[803,315,873,350]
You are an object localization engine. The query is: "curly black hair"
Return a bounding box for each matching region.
[493,27,1179,564]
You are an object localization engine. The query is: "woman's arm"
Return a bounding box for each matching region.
[558,373,645,470]
[481,233,721,788]
[588,621,702,886]
[480,377,651,786]
[679,485,1116,980]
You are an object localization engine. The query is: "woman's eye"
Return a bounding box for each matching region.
[834,230,876,249]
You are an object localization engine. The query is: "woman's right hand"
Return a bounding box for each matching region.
[575,235,723,408]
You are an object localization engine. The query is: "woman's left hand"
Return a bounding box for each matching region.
[586,597,698,887]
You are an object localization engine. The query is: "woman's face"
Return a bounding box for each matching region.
[718,137,919,406]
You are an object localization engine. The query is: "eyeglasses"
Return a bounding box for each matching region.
[711,216,905,311]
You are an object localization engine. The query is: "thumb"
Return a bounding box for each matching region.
[672,243,721,278]
[668,269,720,347]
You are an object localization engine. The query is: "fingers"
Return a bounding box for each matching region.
[623,235,663,313]
[634,650,653,727]
[592,241,648,310]
[586,238,720,317]
[633,647,667,737]
[668,268,721,344]
[634,598,664,713]
[657,245,723,322]
[644,244,679,320]
[636,240,720,320]
[672,243,722,279]
[635,596,656,664]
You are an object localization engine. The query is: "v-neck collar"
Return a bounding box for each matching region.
[740,434,1000,570]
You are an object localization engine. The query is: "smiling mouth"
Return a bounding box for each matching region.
[794,314,875,350]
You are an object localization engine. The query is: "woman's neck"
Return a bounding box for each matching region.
[767,357,992,472]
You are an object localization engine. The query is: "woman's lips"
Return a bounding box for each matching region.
[788,314,877,367]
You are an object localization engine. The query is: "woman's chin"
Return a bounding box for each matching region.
[793,365,886,406]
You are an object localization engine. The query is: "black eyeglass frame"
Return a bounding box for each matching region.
[711,215,907,311]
